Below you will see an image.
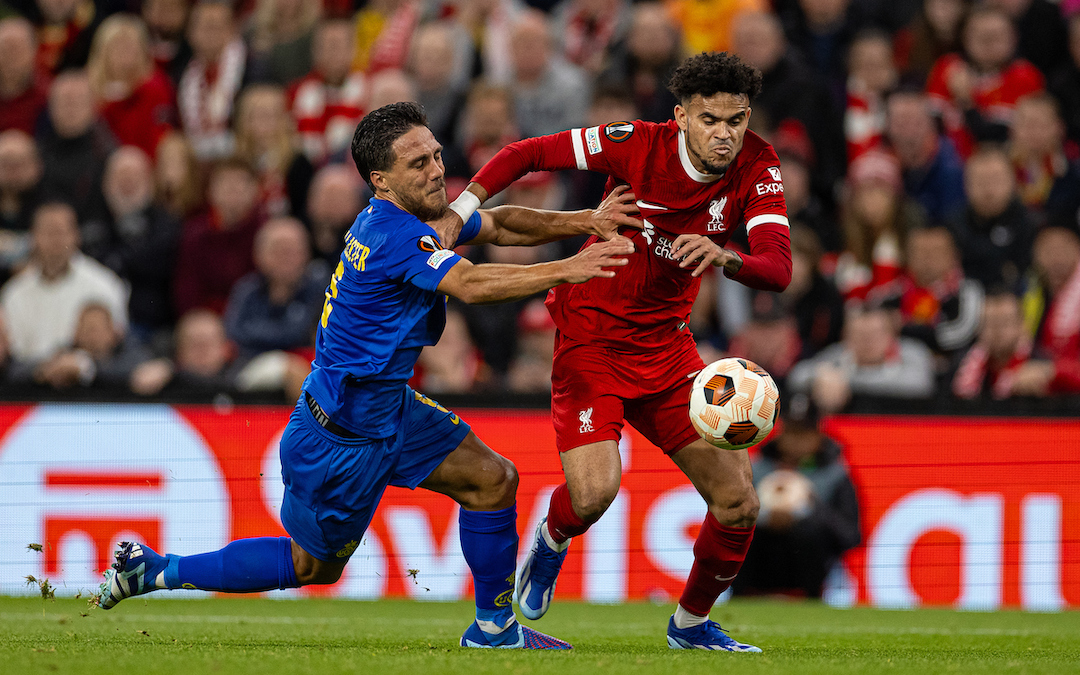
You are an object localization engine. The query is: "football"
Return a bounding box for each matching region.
[688,358,781,450]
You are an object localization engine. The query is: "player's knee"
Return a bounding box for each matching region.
[709,487,759,528]
[461,454,518,511]
[572,483,619,524]
[292,549,345,586]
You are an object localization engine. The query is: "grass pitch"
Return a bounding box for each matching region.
[1,596,1078,675]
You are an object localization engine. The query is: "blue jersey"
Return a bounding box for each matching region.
[302,198,482,438]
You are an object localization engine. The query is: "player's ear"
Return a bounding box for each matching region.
[674,104,687,132]
[370,170,390,194]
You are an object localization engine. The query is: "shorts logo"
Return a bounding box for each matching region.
[707,197,727,232]
[579,407,594,433]
[417,235,445,253]
[585,126,603,155]
[604,122,634,143]
[767,166,782,181]
[336,539,360,558]
[426,249,455,270]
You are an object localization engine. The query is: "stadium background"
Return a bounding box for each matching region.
[1,0,1080,618]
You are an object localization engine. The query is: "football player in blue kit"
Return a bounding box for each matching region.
[97,102,638,649]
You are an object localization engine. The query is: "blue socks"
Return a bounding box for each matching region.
[459,505,518,628]
[164,536,300,592]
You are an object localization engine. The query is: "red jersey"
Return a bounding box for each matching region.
[472,120,791,351]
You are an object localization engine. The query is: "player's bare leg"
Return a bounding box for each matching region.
[517,440,622,619]
[665,438,762,652]
[420,431,571,649]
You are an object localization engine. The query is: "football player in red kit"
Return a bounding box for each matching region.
[448,52,791,652]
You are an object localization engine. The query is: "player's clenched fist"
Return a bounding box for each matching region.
[563,235,636,282]
[671,234,744,277]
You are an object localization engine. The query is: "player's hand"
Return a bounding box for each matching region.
[671,234,743,277]
[562,235,635,283]
[586,185,643,240]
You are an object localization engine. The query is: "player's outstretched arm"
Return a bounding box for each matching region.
[465,185,643,247]
[437,236,635,305]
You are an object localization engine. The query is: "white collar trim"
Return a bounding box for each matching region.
[678,130,722,183]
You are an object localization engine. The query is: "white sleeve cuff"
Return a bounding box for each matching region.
[449,190,482,224]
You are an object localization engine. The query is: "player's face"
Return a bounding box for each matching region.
[377,125,448,221]
[675,93,751,175]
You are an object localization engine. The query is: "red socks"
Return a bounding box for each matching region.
[678,512,754,616]
[546,483,591,544]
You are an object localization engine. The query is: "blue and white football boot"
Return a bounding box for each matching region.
[666,615,762,652]
[515,517,569,620]
[97,541,170,609]
[460,616,572,649]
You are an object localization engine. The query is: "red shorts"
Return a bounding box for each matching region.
[550,332,705,455]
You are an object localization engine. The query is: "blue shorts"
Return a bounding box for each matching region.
[279,386,471,561]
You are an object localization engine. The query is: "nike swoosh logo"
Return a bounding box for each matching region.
[636,200,670,211]
[714,573,737,581]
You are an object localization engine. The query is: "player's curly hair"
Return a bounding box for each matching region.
[667,52,763,105]
[351,102,428,189]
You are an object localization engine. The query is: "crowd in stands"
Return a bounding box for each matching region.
[0,0,1079,410]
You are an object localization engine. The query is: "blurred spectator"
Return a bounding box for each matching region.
[833,149,926,300]
[597,2,680,123]
[457,82,519,178]
[306,164,364,268]
[844,29,898,162]
[667,0,763,56]
[784,225,844,359]
[0,130,43,275]
[247,0,320,86]
[952,289,1034,399]
[874,225,984,362]
[25,0,102,73]
[986,0,1069,77]
[885,89,966,224]
[130,308,241,396]
[453,0,524,84]
[925,6,1045,155]
[82,146,181,339]
[352,0,422,74]
[779,0,867,107]
[552,0,630,75]
[787,304,936,411]
[732,393,860,599]
[0,16,48,135]
[365,68,418,111]
[178,0,247,160]
[894,0,970,86]
[0,201,127,366]
[415,308,486,392]
[728,290,802,380]
[87,14,177,159]
[776,140,838,251]
[224,216,324,358]
[142,0,193,87]
[948,145,1036,287]
[1011,227,1080,395]
[504,9,590,138]
[1009,94,1080,230]
[37,70,116,223]
[409,22,469,147]
[732,11,845,204]
[234,84,314,219]
[507,298,555,393]
[173,158,263,315]
[1048,15,1080,150]
[154,131,204,218]
[15,302,151,389]
[289,18,364,164]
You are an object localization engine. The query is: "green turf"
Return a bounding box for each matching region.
[2,595,1078,674]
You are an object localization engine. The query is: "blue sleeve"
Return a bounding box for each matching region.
[455,210,482,246]
[383,219,463,292]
